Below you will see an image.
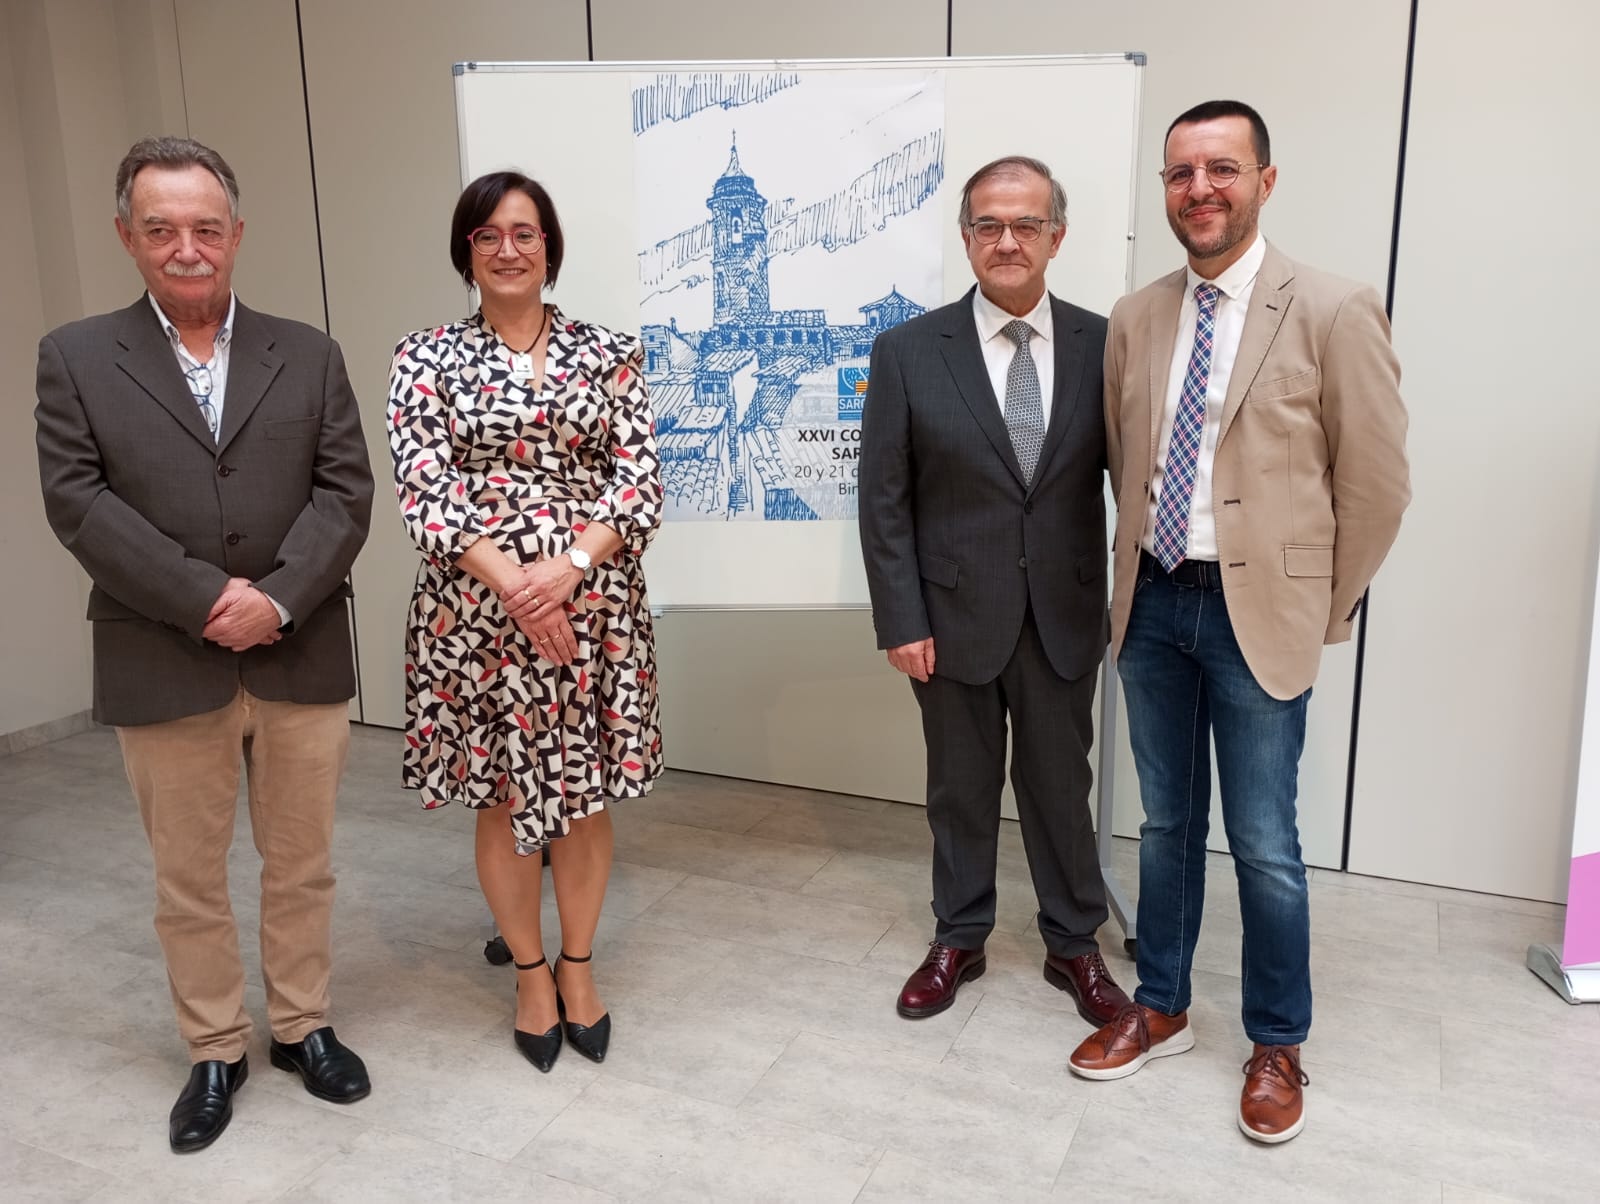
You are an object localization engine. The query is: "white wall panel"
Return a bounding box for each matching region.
[1351,0,1600,900]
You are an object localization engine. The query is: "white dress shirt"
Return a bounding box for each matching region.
[149,290,289,627]
[972,287,1055,426]
[1141,234,1267,561]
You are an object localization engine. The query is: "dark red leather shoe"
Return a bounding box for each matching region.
[1043,949,1132,1026]
[897,941,986,1019]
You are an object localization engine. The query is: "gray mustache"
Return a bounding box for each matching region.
[164,261,216,278]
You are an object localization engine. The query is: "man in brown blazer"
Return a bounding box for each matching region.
[35,137,374,1153]
[1066,102,1409,1144]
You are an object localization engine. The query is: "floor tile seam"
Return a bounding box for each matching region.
[726,1027,804,1113]
[1,1129,120,1186]
[605,849,839,893]
[625,907,890,966]
[507,1074,606,1164]
[847,1145,893,1204]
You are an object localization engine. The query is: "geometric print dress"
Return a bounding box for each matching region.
[387,307,663,853]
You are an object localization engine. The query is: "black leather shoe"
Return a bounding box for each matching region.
[555,950,611,1064]
[170,1055,247,1153]
[513,956,562,1073]
[268,1026,370,1103]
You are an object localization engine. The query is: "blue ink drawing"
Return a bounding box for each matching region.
[635,70,944,522]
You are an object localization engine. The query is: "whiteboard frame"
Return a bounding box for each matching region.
[453,54,1145,611]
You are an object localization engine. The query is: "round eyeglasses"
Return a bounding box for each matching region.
[1158,160,1265,193]
[469,225,544,255]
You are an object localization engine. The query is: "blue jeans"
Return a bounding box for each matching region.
[1118,557,1313,1045]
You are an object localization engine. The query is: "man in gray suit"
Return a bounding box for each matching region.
[35,137,374,1153]
[860,156,1128,1024]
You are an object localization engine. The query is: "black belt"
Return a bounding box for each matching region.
[1140,549,1225,591]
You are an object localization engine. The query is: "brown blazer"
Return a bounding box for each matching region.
[1105,243,1410,700]
[35,296,374,726]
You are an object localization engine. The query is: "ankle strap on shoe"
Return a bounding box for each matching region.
[558,950,592,964]
[513,956,548,971]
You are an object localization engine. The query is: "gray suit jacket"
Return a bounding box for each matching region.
[36,296,374,726]
[859,287,1109,685]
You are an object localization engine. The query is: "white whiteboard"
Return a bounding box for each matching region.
[454,55,1143,608]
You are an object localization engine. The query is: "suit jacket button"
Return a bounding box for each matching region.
[226,531,241,545]
[1018,556,1028,569]
[1024,502,1034,514]
[217,464,232,477]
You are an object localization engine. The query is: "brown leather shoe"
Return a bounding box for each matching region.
[1043,950,1133,1026]
[896,942,986,1019]
[1239,1044,1309,1143]
[1068,1003,1194,1080]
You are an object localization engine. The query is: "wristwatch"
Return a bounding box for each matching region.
[566,547,593,574]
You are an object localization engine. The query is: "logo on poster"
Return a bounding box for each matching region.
[838,368,868,421]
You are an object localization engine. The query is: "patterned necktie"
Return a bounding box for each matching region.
[1000,319,1045,484]
[1152,283,1221,571]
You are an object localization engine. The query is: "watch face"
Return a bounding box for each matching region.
[569,549,592,571]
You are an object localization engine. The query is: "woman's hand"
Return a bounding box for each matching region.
[518,610,580,665]
[499,555,584,624]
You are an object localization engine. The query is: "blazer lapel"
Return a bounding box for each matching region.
[216,301,284,454]
[938,288,1026,487]
[1145,270,1185,471]
[1030,295,1086,490]
[1216,244,1295,446]
[114,299,217,451]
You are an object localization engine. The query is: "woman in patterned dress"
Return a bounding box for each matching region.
[387,172,662,1071]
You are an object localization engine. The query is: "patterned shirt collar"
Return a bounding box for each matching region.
[147,291,236,363]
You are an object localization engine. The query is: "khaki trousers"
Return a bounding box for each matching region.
[117,688,350,1063]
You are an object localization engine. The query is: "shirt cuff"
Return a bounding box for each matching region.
[262,591,292,629]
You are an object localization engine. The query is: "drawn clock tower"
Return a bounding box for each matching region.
[707,135,772,326]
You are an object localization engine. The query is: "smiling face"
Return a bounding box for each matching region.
[468,189,548,310]
[1163,115,1277,275]
[114,164,242,323]
[961,168,1065,316]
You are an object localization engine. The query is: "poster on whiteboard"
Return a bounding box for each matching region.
[631,69,945,524]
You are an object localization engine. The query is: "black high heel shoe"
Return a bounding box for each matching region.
[512,956,562,1072]
[554,950,612,1064]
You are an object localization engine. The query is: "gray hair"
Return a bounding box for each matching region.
[957,155,1068,229]
[115,136,240,224]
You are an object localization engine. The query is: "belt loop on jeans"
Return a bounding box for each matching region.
[1140,549,1224,591]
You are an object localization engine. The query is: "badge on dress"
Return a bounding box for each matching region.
[510,352,535,384]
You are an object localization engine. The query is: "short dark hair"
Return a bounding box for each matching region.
[449,171,564,289]
[116,136,240,223]
[1165,100,1271,166]
[958,155,1068,229]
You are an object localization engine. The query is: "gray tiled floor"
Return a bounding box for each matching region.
[0,725,1592,1202]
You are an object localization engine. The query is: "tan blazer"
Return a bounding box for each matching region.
[1105,242,1410,701]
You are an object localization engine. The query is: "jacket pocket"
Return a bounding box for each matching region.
[1284,544,1334,577]
[265,416,320,439]
[1246,369,1320,402]
[918,552,960,589]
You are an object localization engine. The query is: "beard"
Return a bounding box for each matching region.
[1169,193,1261,262]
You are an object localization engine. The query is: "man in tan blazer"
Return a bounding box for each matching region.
[35,137,374,1153]
[1067,102,1409,1144]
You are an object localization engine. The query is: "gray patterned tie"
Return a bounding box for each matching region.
[1000,319,1045,483]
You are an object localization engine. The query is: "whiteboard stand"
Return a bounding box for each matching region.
[1095,647,1136,956]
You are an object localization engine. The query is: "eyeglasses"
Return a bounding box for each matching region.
[141,224,230,248]
[184,364,219,438]
[469,225,544,255]
[966,218,1053,245]
[1158,160,1265,192]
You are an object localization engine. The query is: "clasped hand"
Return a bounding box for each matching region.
[202,577,283,651]
[498,555,584,665]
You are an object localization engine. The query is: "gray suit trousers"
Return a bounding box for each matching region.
[911,608,1107,957]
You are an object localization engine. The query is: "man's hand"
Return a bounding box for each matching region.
[886,638,936,683]
[202,578,284,651]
